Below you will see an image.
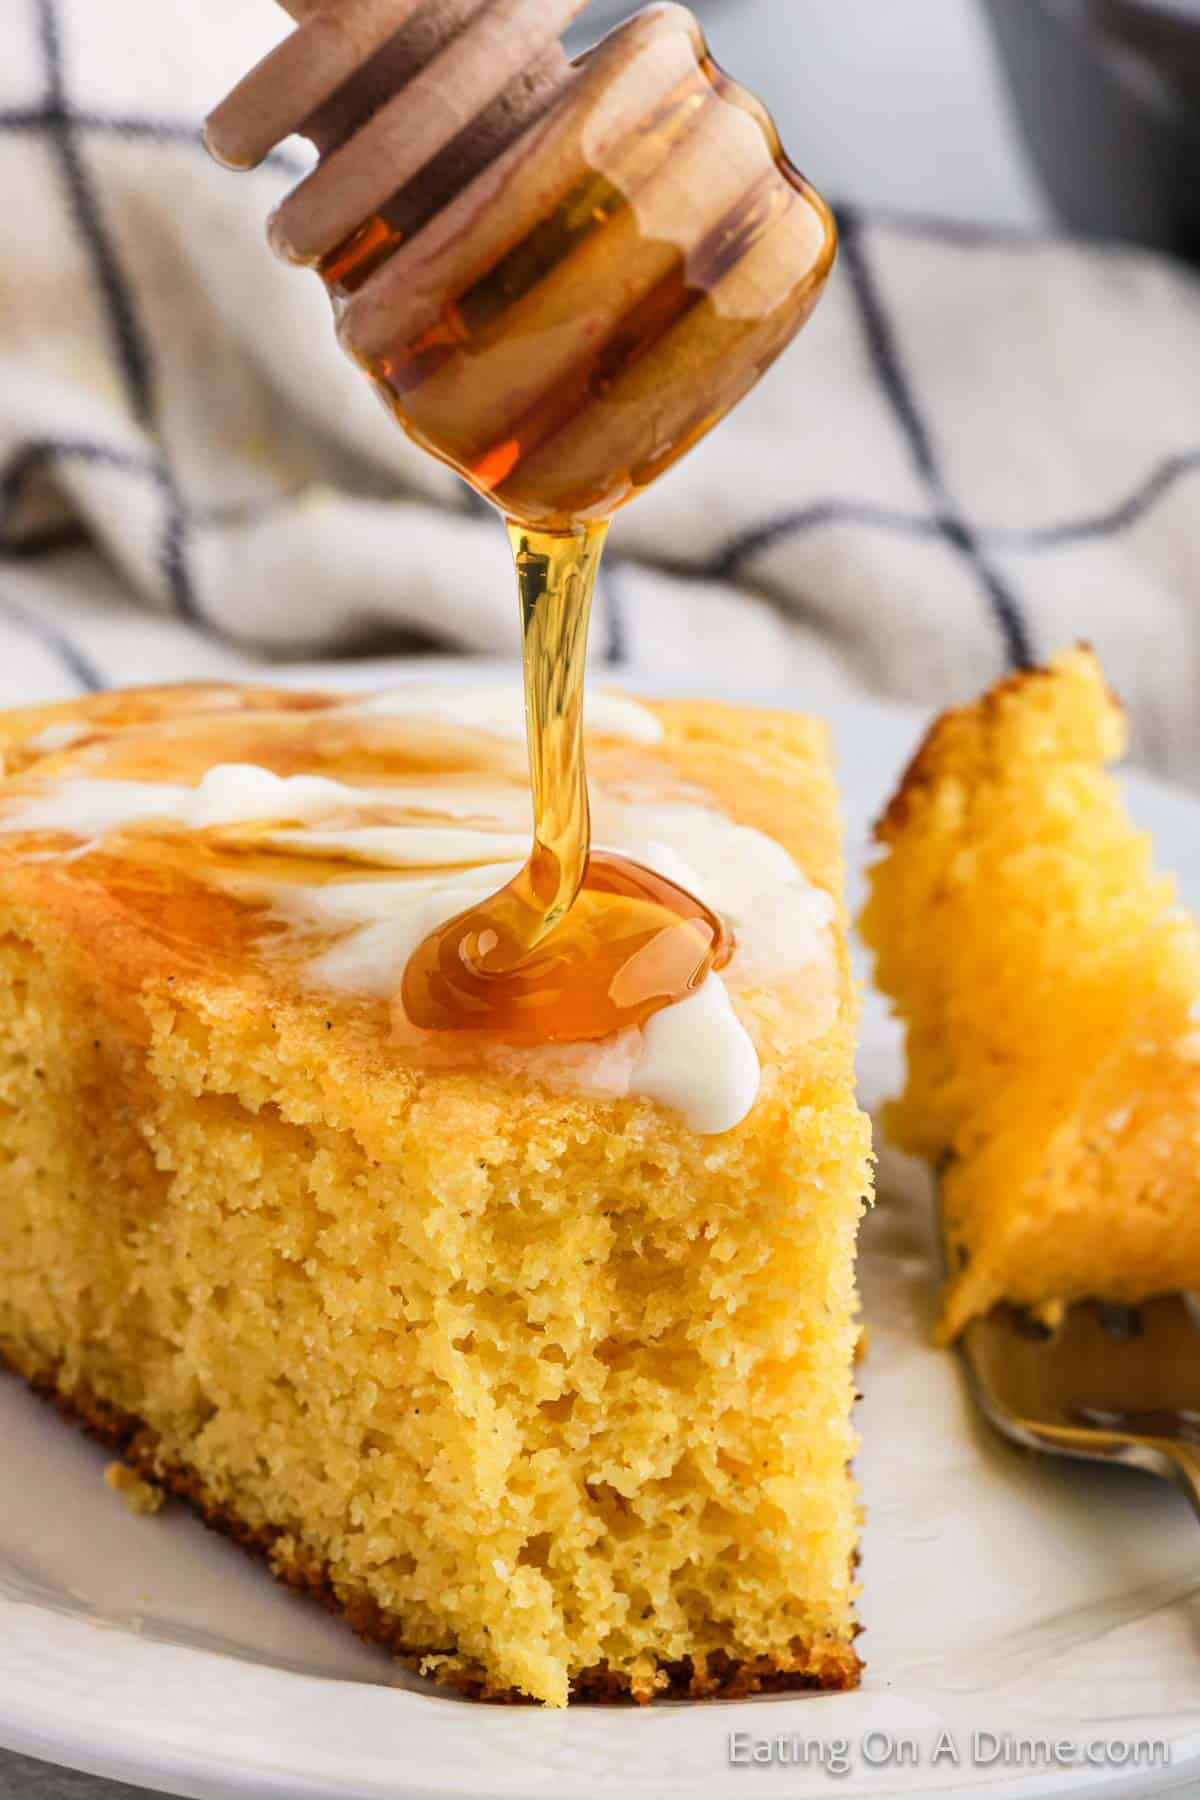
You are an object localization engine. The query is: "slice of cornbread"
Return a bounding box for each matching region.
[0,681,870,1706]
[862,648,1200,1343]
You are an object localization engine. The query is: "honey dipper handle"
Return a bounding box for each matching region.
[207,0,591,250]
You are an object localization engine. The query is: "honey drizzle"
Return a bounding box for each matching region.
[508,522,604,949]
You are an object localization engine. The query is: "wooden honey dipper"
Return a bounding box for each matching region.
[205,2,837,1040]
[204,0,837,527]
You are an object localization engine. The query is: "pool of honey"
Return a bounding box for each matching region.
[402,850,730,1044]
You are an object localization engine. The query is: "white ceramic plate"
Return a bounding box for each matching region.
[3,663,1200,1800]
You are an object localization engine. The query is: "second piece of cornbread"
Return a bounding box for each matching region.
[863,649,1200,1341]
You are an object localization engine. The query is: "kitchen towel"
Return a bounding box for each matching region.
[3,0,1200,779]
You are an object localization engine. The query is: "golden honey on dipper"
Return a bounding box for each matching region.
[205,0,836,1043]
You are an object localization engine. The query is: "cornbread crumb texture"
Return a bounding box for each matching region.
[14,1361,857,1703]
[0,683,870,1706]
[104,1460,164,1516]
[862,648,1200,1340]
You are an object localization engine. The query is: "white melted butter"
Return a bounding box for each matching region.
[2,767,530,839]
[0,689,834,1136]
[262,863,524,996]
[25,720,93,754]
[591,797,836,981]
[347,686,665,746]
[632,980,760,1134]
[264,826,532,866]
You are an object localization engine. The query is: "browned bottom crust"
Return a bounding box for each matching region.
[2,1345,863,1703]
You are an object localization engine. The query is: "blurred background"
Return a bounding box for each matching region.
[580,0,1200,255]
[1,0,1198,790]
[580,0,1049,230]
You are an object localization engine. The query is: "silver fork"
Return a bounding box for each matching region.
[947,1238,1200,1519]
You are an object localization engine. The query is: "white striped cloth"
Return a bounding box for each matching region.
[3,0,1199,780]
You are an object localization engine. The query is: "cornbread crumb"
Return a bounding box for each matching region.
[104,1461,164,1516]
[863,648,1200,1340]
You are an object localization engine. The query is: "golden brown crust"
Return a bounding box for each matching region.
[875,646,1122,842]
[875,663,1051,842]
[2,1348,862,1704]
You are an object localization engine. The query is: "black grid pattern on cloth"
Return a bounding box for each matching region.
[2,3,1196,688]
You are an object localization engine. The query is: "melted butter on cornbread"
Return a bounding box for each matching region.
[0,685,836,1136]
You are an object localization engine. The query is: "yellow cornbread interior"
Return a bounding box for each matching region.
[862,649,1200,1342]
[0,687,869,1707]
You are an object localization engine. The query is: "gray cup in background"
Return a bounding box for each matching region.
[576,0,737,25]
[982,0,1200,259]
